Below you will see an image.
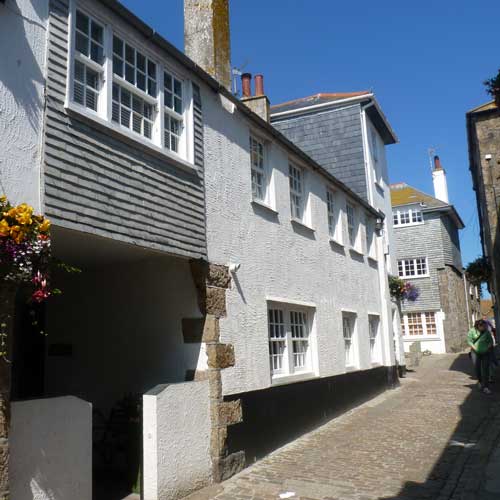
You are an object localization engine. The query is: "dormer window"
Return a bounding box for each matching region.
[393,206,423,226]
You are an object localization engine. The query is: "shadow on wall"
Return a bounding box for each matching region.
[380,354,500,500]
[0,0,47,133]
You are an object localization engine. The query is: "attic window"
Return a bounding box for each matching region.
[393,207,423,227]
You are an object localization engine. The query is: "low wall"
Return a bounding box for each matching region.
[225,365,398,464]
[10,396,92,500]
[143,380,211,500]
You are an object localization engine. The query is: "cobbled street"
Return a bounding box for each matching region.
[186,354,500,500]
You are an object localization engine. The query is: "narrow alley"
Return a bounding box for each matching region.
[186,354,500,500]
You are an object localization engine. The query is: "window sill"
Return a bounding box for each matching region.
[403,335,440,341]
[65,102,197,175]
[345,365,359,372]
[271,372,317,386]
[393,222,425,228]
[349,246,364,257]
[291,218,315,232]
[251,199,278,215]
[329,237,344,247]
[399,274,430,280]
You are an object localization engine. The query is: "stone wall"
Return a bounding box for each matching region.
[438,266,469,352]
[187,260,245,482]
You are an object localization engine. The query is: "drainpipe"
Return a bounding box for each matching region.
[463,273,471,328]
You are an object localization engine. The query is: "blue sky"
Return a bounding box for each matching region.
[122,0,498,267]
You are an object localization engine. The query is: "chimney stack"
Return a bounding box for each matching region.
[432,155,449,203]
[184,0,232,90]
[241,73,271,122]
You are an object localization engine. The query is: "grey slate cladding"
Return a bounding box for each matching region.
[393,212,462,313]
[43,0,207,259]
[272,105,367,201]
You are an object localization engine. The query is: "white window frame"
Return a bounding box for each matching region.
[370,128,383,184]
[397,257,429,278]
[289,162,304,221]
[368,314,381,363]
[327,189,342,244]
[66,2,194,167]
[365,216,377,259]
[401,312,438,338]
[250,135,269,203]
[267,302,315,380]
[393,206,424,227]
[346,203,360,251]
[342,312,358,369]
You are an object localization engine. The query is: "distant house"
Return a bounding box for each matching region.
[391,157,477,353]
[270,91,405,366]
[467,100,500,329]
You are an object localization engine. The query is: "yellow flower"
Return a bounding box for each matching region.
[39,218,51,233]
[14,203,33,226]
[9,225,24,243]
[0,219,9,237]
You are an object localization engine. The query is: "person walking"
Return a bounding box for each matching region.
[468,319,494,394]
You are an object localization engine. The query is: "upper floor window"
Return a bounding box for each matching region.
[250,136,266,201]
[75,10,104,64]
[69,8,192,162]
[268,304,313,378]
[346,203,359,249]
[397,257,428,278]
[393,207,423,226]
[289,163,304,220]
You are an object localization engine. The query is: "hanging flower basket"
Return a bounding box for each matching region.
[388,275,420,303]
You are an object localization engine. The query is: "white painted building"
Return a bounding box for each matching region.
[1,0,401,498]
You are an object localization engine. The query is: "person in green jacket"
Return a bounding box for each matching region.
[468,319,494,394]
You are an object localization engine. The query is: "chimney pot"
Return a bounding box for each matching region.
[434,155,443,170]
[241,73,252,98]
[255,74,265,96]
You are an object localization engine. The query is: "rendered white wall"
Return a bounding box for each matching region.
[0,0,48,211]
[10,396,92,500]
[44,257,204,413]
[143,381,211,500]
[202,92,387,397]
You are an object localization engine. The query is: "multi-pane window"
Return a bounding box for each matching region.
[343,314,356,367]
[112,84,154,139]
[369,315,380,363]
[113,36,157,96]
[401,312,438,336]
[346,203,357,248]
[289,163,304,220]
[366,218,376,258]
[250,136,266,201]
[268,305,313,377]
[74,61,99,111]
[268,309,286,374]
[69,11,191,159]
[73,11,104,112]
[327,190,336,237]
[398,257,428,278]
[393,207,423,226]
[75,10,104,64]
[290,311,308,369]
[164,72,184,153]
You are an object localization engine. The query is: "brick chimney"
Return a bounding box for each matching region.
[432,155,449,203]
[184,0,232,90]
[241,73,271,122]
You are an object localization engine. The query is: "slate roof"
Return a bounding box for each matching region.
[270,92,371,113]
[390,183,465,228]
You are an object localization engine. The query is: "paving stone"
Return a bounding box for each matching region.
[183,354,500,500]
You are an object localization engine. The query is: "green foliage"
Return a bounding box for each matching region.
[484,69,500,98]
[465,256,491,286]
